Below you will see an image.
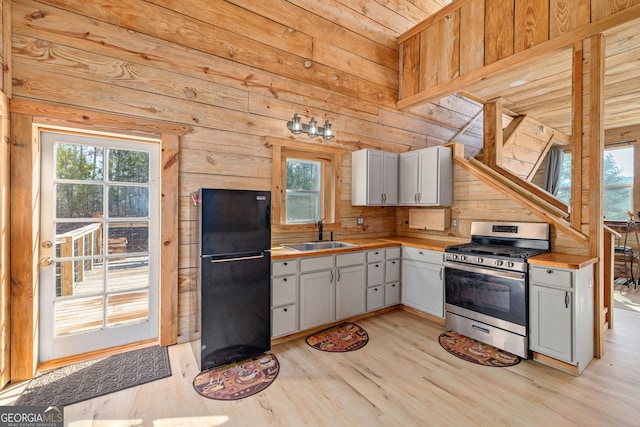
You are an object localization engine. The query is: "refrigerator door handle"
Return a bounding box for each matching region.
[209,254,265,263]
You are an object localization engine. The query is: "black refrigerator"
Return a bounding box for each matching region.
[198,188,271,370]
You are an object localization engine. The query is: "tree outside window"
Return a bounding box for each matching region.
[555,147,634,221]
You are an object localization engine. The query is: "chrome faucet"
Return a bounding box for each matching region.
[317,218,324,241]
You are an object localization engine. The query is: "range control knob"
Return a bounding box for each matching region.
[477,257,484,264]
[460,255,466,261]
[495,260,504,267]
[506,261,514,268]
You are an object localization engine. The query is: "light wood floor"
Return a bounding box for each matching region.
[6,308,640,426]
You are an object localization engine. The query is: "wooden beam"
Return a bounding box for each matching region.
[160,133,179,346]
[483,101,503,168]
[526,133,555,181]
[503,115,527,147]
[571,41,583,231]
[397,3,640,109]
[447,109,483,143]
[10,112,38,382]
[457,157,587,243]
[587,34,606,359]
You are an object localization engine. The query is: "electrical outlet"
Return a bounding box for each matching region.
[357,216,365,225]
[452,218,458,228]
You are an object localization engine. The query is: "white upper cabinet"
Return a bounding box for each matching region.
[351,149,398,206]
[399,146,452,206]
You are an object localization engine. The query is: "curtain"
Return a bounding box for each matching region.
[544,149,563,196]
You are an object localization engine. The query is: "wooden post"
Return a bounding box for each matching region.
[60,237,73,296]
[585,34,606,358]
[483,101,503,168]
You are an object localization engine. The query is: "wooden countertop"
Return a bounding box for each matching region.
[273,236,599,270]
[271,236,464,259]
[528,252,598,270]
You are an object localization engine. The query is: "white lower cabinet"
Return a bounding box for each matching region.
[336,264,366,320]
[300,269,335,330]
[271,259,299,338]
[529,264,594,374]
[401,247,444,318]
[366,247,401,311]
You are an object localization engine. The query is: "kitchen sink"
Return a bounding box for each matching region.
[280,241,356,252]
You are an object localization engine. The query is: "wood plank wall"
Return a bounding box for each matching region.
[5,0,596,350]
[399,0,640,103]
[8,0,478,343]
[0,0,10,388]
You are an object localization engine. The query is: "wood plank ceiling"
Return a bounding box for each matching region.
[335,0,639,142]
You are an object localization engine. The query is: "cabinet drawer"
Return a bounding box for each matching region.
[300,255,334,272]
[367,262,384,286]
[402,246,443,264]
[385,247,401,260]
[336,251,365,267]
[385,259,400,282]
[367,286,384,311]
[272,259,297,277]
[367,249,384,263]
[272,276,297,307]
[272,304,297,337]
[530,266,573,289]
[385,282,400,306]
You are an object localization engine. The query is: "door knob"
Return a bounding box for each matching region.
[41,240,53,248]
[40,257,53,266]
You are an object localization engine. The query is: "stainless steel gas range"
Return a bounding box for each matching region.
[444,221,550,358]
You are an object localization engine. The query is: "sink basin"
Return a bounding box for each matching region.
[280,241,356,252]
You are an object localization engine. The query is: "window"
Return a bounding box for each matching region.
[556,153,572,205]
[268,138,344,233]
[603,146,634,221]
[555,146,635,221]
[286,158,321,223]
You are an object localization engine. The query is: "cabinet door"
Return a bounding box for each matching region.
[272,304,297,338]
[418,148,438,205]
[367,262,384,286]
[402,259,444,317]
[385,282,400,306]
[382,152,398,205]
[300,270,334,330]
[399,151,419,205]
[336,265,366,320]
[367,286,384,311]
[385,259,400,283]
[529,284,573,362]
[367,150,384,205]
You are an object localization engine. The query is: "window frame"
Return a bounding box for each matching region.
[603,145,635,221]
[267,137,345,234]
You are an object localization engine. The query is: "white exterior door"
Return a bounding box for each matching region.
[39,131,160,361]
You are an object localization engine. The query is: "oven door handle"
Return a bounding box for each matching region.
[443,261,526,281]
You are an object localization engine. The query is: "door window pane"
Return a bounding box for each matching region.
[56,184,103,218]
[56,144,104,181]
[109,149,149,183]
[108,186,149,217]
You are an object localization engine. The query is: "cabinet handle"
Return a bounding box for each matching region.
[374,288,379,292]
[417,193,421,203]
[330,270,334,283]
[283,307,288,312]
[546,269,553,274]
[337,269,341,282]
[375,264,380,268]
[283,277,287,282]
[439,269,442,280]
[392,261,396,264]
[284,262,287,266]
[565,291,569,308]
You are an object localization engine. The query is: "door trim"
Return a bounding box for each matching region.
[10,102,187,381]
